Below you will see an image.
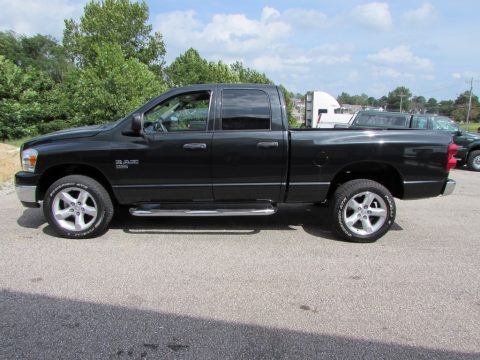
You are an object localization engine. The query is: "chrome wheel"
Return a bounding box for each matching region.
[343,191,388,236]
[473,155,480,170]
[51,187,98,232]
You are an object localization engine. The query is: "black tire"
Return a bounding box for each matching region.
[467,150,480,171]
[331,179,396,243]
[43,175,114,239]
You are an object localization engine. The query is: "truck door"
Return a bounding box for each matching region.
[113,90,214,203]
[211,88,285,202]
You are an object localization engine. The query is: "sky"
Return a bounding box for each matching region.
[1,0,479,100]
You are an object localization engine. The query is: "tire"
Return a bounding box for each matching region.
[331,179,395,243]
[467,150,480,171]
[43,175,114,239]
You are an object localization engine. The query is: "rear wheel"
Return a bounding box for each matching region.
[331,179,395,243]
[43,175,114,239]
[467,150,480,171]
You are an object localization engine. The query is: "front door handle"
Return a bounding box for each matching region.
[183,143,207,151]
[257,141,279,149]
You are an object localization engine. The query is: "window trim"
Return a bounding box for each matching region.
[219,89,273,132]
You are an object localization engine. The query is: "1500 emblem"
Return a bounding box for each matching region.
[115,160,139,169]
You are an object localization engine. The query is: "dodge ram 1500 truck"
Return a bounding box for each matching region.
[15,84,457,242]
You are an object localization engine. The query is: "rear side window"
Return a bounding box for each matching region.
[354,113,409,128]
[221,89,271,130]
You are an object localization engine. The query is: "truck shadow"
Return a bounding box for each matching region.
[17,204,403,242]
[1,289,476,359]
[112,204,403,242]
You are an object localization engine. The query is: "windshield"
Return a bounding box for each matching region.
[354,113,410,128]
[412,115,458,132]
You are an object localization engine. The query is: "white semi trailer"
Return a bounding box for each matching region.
[305,91,355,128]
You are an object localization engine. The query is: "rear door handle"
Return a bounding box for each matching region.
[257,141,279,149]
[183,143,207,151]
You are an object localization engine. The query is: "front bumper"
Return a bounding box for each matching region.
[16,185,37,203]
[15,171,41,208]
[441,179,456,196]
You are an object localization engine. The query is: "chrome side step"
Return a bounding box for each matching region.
[129,203,277,217]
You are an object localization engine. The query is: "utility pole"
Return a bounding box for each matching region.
[466,77,473,131]
[399,93,405,112]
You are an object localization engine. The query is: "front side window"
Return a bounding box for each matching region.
[221,89,271,130]
[144,91,210,133]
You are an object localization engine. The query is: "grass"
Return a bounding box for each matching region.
[3,136,33,148]
[460,122,480,133]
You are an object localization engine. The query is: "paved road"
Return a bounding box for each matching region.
[1,169,479,359]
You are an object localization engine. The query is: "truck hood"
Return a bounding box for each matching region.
[23,124,109,148]
[464,131,480,140]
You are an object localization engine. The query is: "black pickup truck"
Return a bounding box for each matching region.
[349,110,480,171]
[15,84,457,242]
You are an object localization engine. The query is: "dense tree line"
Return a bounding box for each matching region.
[337,87,479,123]
[1,0,476,141]
[0,0,293,141]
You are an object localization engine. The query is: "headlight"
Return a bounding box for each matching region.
[21,148,38,173]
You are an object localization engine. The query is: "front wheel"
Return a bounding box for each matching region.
[43,175,114,239]
[467,150,480,171]
[331,179,396,243]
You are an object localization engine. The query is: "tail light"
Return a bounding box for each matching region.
[446,143,457,172]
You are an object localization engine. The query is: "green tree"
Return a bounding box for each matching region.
[166,48,212,86]
[337,92,352,105]
[0,55,62,140]
[426,98,438,114]
[0,31,71,82]
[230,61,272,84]
[451,91,479,123]
[411,95,426,113]
[278,85,297,127]
[63,0,165,71]
[166,49,272,87]
[66,44,166,125]
[438,100,455,117]
[387,86,412,112]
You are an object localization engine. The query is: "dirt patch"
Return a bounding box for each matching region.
[0,143,20,185]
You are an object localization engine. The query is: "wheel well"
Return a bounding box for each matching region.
[327,162,404,199]
[468,146,480,156]
[37,164,115,203]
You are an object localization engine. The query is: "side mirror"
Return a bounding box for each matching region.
[455,130,463,136]
[131,113,144,133]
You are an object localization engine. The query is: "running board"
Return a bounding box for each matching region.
[129,203,277,217]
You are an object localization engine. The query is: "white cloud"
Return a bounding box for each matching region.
[452,71,479,80]
[351,2,392,31]
[0,0,86,39]
[251,43,350,74]
[155,7,291,58]
[404,3,436,24]
[281,8,330,30]
[261,6,281,22]
[372,66,413,79]
[367,45,434,71]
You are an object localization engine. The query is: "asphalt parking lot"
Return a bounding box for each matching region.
[1,169,479,359]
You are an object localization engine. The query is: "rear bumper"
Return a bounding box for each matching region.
[441,179,456,196]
